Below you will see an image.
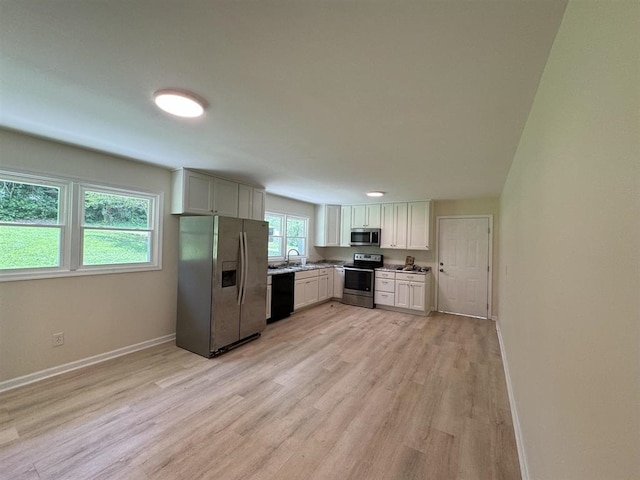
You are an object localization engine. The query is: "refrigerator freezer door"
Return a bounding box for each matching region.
[239,219,268,339]
[176,216,214,357]
[211,216,243,350]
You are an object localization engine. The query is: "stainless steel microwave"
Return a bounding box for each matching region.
[350,228,381,247]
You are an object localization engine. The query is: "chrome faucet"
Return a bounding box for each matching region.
[285,248,300,266]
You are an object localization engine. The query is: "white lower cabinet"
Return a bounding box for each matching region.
[395,272,428,312]
[374,269,431,315]
[294,270,319,311]
[374,270,395,306]
[317,268,334,302]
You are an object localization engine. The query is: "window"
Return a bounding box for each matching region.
[0,174,68,271]
[0,170,162,281]
[265,212,308,259]
[81,187,154,266]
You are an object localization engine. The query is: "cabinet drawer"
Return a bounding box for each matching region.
[375,270,396,279]
[396,272,425,282]
[375,278,395,293]
[295,269,319,280]
[374,291,395,306]
[317,268,331,276]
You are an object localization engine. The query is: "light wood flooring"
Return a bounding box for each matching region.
[0,302,520,480]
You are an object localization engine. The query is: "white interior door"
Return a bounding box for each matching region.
[437,217,490,318]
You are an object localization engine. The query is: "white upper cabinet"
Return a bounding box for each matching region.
[380,203,408,249]
[172,168,264,219]
[406,201,431,250]
[315,204,341,247]
[340,205,352,247]
[212,177,239,217]
[252,188,265,220]
[238,185,266,220]
[351,204,381,228]
[238,184,253,219]
[171,169,213,215]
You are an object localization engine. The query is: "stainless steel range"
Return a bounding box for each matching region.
[342,253,384,309]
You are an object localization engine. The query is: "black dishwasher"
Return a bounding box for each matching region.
[269,272,294,323]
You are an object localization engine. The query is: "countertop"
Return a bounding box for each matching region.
[267,262,344,275]
[376,264,431,274]
[267,261,430,275]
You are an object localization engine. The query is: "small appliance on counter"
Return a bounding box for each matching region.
[342,253,384,309]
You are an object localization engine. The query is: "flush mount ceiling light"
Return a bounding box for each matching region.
[153,89,206,118]
[366,191,385,197]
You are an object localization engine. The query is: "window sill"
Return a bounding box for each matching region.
[0,264,163,283]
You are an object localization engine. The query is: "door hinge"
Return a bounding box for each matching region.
[488,227,491,234]
[487,265,490,272]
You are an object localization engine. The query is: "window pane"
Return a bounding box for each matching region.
[268,235,283,257]
[286,217,306,237]
[83,229,150,265]
[265,213,282,236]
[286,237,306,255]
[0,225,60,269]
[0,180,60,224]
[84,191,149,229]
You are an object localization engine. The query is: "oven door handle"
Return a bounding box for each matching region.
[344,267,375,272]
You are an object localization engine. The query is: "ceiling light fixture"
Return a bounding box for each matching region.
[366,191,385,197]
[153,89,206,118]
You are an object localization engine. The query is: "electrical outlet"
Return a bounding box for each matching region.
[53,332,64,347]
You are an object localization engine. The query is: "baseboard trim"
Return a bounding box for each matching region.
[0,334,176,393]
[495,320,529,480]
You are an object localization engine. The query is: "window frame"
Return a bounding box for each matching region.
[0,169,162,282]
[265,211,308,260]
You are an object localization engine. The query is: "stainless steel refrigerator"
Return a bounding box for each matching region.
[176,215,268,357]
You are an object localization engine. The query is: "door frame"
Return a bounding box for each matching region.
[435,215,494,319]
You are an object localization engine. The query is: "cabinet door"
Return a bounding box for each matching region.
[351,205,367,228]
[340,206,352,246]
[238,184,252,219]
[395,280,410,308]
[318,275,329,301]
[381,203,407,249]
[380,203,395,248]
[325,205,341,246]
[366,204,381,228]
[294,279,306,311]
[407,201,431,250]
[393,203,408,249]
[252,188,265,220]
[212,178,239,217]
[333,268,344,298]
[305,277,319,305]
[172,169,213,214]
[315,204,341,247]
[409,282,425,311]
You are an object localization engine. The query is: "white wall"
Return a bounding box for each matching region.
[498,2,639,479]
[0,129,179,384]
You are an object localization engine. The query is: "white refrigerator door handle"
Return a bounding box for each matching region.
[238,231,245,306]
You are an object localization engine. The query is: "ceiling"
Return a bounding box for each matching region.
[0,0,567,205]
